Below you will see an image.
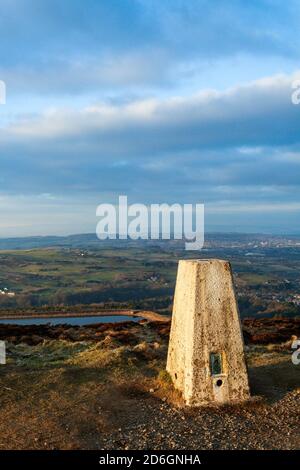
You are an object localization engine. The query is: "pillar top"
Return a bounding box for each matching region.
[179,259,229,264]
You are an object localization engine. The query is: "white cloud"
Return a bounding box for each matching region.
[2,71,300,150]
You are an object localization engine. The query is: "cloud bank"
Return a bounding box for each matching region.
[0,1,300,235]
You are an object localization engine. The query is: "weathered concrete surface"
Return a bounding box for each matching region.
[167,259,250,406]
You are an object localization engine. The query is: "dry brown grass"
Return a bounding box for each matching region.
[0,336,299,450]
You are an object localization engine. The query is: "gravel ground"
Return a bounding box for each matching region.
[101,389,300,450]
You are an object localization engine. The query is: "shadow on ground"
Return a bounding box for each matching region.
[248,359,299,403]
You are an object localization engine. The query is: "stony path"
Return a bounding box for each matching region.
[101,389,300,450]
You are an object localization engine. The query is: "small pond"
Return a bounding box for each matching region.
[0,315,142,326]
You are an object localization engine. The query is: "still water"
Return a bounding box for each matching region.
[0,315,142,326]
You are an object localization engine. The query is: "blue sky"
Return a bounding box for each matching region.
[0,0,300,236]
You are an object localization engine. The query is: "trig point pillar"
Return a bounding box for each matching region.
[167,259,250,406]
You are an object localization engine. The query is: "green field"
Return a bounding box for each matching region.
[0,239,300,318]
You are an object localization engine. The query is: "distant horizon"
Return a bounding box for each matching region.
[1,230,300,242]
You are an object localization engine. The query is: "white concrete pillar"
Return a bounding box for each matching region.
[167,259,250,406]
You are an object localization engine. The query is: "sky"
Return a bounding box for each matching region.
[0,0,300,236]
